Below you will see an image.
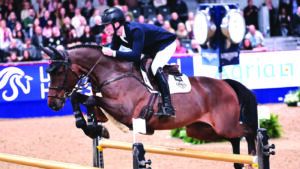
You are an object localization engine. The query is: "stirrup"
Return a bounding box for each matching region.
[155,103,175,117]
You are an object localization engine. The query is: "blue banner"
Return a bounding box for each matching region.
[0,62,73,118]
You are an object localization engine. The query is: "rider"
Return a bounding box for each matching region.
[101,7,177,117]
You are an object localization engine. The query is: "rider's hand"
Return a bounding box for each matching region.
[102,47,116,57]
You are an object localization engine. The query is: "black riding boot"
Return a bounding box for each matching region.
[155,67,175,117]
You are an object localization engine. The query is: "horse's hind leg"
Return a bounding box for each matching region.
[246,134,256,155]
[229,138,243,169]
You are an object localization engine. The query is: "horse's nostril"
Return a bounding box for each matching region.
[49,102,58,111]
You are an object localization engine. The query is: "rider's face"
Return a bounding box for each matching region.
[104,22,123,36]
[104,24,114,36]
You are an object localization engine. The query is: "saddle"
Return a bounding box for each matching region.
[140,56,191,94]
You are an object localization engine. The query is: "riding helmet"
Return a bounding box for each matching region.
[101,7,125,25]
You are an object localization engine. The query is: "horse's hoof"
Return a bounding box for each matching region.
[102,126,110,139]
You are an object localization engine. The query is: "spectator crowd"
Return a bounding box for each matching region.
[1,0,300,63]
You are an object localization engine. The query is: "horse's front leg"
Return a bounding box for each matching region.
[70,92,109,138]
[70,92,88,128]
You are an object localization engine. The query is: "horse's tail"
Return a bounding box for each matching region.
[224,79,258,135]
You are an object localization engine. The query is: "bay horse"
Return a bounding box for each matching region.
[43,44,258,169]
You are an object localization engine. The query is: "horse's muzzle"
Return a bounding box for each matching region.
[48,98,65,111]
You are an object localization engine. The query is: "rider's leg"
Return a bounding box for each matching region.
[155,67,175,116]
[151,41,176,117]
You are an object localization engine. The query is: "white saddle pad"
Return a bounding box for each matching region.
[141,68,191,94]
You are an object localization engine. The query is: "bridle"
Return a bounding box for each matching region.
[47,57,81,101]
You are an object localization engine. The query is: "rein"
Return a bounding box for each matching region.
[98,73,153,92]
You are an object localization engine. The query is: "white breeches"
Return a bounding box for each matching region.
[151,40,176,74]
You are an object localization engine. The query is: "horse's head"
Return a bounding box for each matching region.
[42,46,79,111]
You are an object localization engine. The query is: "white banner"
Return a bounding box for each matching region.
[194,50,300,89]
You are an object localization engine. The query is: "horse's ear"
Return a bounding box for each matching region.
[48,46,63,60]
[41,46,55,59]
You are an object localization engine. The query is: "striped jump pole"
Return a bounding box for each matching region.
[0,153,100,169]
[97,139,257,165]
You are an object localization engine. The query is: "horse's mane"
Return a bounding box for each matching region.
[68,44,103,52]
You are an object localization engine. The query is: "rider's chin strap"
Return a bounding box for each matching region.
[112,22,123,37]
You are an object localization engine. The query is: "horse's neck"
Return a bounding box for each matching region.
[99,62,142,95]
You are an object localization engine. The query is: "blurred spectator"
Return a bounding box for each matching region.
[0,1,8,18]
[0,19,13,50]
[66,2,75,18]
[138,15,145,23]
[163,20,175,33]
[245,25,264,48]
[125,13,134,22]
[292,6,300,36]
[89,9,100,27]
[20,1,31,21]
[243,0,259,29]
[154,13,164,27]
[23,38,41,61]
[81,0,94,21]
[21,50,31,62]
[42,20,53,41]
[39,10,52,28]
[244,25,267,52]
[243,38,253,50]
[91,15,104,45]
[278,7,291,36]
[56,7,67,28]
[169,12,180,30]
[71,8,86,37]
[80,26,95,44]
[185,12,194,39]
[61,17,79,46]
[22,8,36,35]
[44,0,59,14]
[176,22,189,41]
[48,26,65,48]
[0,49,9,63]
[98,0,109,15]
[109,0,123,9]
[188,39,201,54]
[263,0,277,36]
[154,0,167,8]
[7,39,21,62]
[175,38,187,54]
[63,0,77,14]
[6,2,15,20]
[66,28,80,47]
[28,18,41,38]
[168,0,188,22]
[32,26,45,49]
[8,51,19,62]
[7,12,18,31]
[12,21,25,47]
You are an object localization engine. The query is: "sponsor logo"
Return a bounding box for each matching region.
[0,67,33,101]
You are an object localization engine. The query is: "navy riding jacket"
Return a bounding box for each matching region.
[111,22,176,62]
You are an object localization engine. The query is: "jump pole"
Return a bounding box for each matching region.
[0,153,100,169]
[97,139,257,165]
